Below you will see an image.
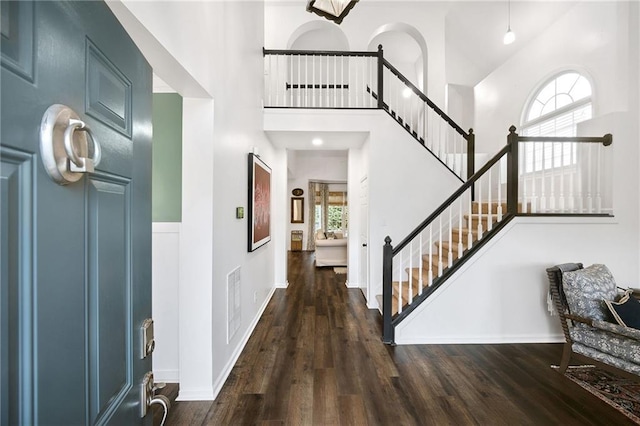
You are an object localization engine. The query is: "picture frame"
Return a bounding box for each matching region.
[291,197,304,223]
[248,153,272,251]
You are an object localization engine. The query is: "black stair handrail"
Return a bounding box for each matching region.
[382,125,614,344]
[381,59,469,139]
[263,46,475,179]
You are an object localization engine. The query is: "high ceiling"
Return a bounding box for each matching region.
[444,1,578,85]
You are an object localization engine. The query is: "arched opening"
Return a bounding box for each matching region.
[367,23,428,94]
[287,20,350,50]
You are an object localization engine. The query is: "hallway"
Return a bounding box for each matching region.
[163,252,632,425]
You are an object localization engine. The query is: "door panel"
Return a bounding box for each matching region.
[1,1,152,424]
[0,147,35,425]
[0,0,35,82]
[87,175,132,424]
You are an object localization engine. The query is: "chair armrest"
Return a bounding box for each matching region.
[592,319,640,341]
[565,313,593,327]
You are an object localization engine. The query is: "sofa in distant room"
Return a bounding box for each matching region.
[314,230,347,267]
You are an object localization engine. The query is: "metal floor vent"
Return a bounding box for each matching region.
[227,266,241,343]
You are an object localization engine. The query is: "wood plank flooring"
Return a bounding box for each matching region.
[163,251,634,425]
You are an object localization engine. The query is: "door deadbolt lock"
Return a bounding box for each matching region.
[141,318,155,359]
[141,372,169,419]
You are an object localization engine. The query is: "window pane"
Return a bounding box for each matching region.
[555,72,579,95]
[570,76,592,101]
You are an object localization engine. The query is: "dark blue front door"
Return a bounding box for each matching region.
[1,1,152,424]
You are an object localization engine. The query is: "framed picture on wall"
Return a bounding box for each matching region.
[248,153,272,251]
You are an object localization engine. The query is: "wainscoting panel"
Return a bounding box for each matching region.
[152,223,181,382]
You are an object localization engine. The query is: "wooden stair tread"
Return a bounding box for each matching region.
[473,201,530,214]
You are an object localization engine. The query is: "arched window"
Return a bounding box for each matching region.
[521,72,592,171]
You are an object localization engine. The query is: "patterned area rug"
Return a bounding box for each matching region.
[333,267,347,274]
[557,365,640,423]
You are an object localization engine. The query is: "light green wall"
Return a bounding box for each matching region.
[152,93,183,222]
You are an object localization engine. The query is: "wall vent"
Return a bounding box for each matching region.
[227,266,241,343]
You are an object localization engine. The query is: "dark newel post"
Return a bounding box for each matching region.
[467,128,476,201]
[466,129,475,180]
[377,44,384,110]
[382,236,394,344]
[506,125,519,215]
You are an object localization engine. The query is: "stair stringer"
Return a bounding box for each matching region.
[393,215,621,345]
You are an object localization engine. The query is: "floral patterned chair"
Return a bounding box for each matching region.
[546,263,640,379]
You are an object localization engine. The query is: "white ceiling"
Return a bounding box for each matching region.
[265,130,369,150]
[445,1,578,85]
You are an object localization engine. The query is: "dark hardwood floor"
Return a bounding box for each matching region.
[162,251,634,425]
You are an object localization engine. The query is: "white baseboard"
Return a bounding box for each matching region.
[210,286,276,399]
[345,281,359,288]
[153,369,179,383]
[176,388,215,401]
[275,280,288,289]
[395,333,565,345]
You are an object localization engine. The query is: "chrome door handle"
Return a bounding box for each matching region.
[40,104,102,185]
[64,118,101,173]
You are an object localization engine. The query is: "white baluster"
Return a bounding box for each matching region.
[408,242,413,304]
[409,90,414,135]
[305,55,309,107]
[438,216,443,277]
[275,55,280,106]
[418,233,424,295]
[266,55,271,106]
[314,55,318,107]
[586,144,593,213]
[568,142,575,212]
[296,54,302,107]
[497,157,504,220]
[397,251,403,314]
[467,191,473,250]
[458,198,463,259]
[341,56,345,108]
[595,143,602,213]
[428,226,433,286]
[530,142,537,213]
[476,175,483,238]
[448,207,453,267]
[326,55,330,107]
[540,142,547,212]
[487,169,493,230]
[559,142,565,212]
[550,142,556,212]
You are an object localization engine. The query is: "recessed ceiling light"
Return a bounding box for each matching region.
[402,87,412,98]
[312,138,323,146]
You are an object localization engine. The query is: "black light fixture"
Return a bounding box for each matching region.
[306,0,359,25]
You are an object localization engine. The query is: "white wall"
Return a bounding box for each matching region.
[116,0,285,400]
[264,2,450,106]
[474,1,632,154]
[151,223,180,382]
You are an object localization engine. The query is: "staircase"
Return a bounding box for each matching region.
[377,200,526,317]
[380,129,613,344]
[262,47,615,345]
